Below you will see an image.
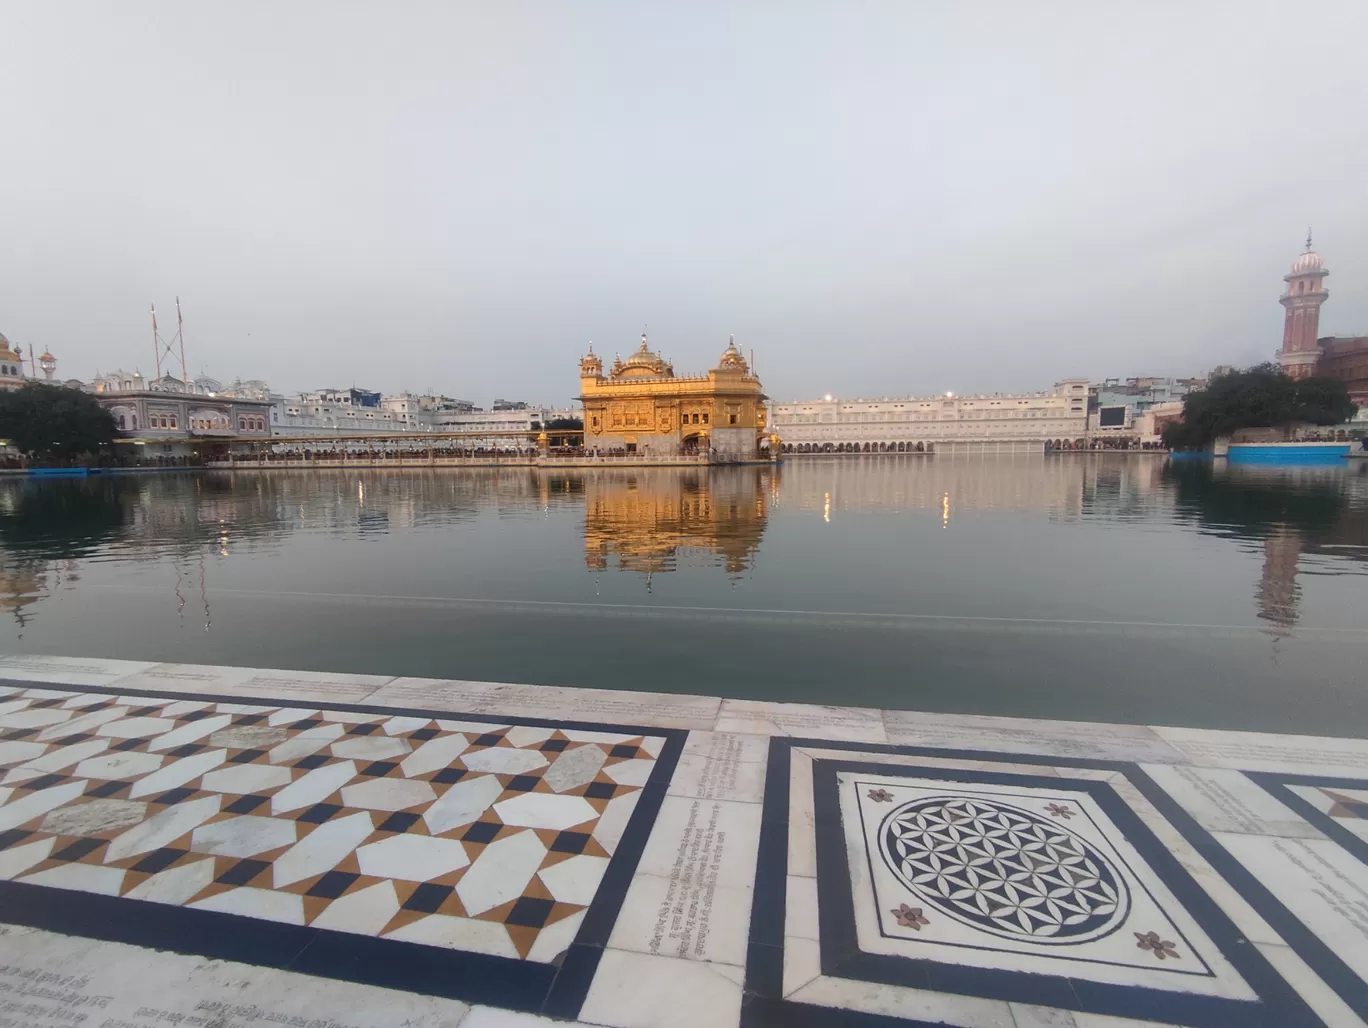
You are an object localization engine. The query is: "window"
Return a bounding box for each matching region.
[729,413,738,425]
[702,413,709,424]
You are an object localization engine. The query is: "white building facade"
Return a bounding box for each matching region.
[270,388,430,437]
[380,393,477,430]
[771,380,1089,454]
[429,406,571,446]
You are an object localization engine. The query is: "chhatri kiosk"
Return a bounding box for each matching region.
[578,334,770,458]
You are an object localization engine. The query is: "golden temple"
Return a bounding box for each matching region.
[578,335,771,458]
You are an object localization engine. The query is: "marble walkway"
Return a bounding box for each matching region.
[1,655,1367,1027]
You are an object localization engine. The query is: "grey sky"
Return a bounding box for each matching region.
[3,2,1367,406]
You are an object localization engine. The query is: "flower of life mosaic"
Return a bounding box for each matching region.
[0,686,666,963]
[878,795,1129,943]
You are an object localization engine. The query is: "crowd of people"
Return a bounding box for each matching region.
[237,445,539,462]
[1295,429,1363,443]
[1046,437,1169,451]
[223,445,716,463]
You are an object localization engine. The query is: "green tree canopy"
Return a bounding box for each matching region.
[0,383,118,464]
[1162,364,1358,450]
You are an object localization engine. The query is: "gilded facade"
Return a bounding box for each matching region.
[579,335,769,457]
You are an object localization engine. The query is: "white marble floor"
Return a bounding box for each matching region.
[1,653,1367,1028]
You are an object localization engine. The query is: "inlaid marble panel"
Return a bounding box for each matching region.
[839,772,1250,997]
[0,685,670,968]
[746,740,1336,1027]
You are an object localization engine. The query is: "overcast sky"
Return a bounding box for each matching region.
[3,3,1367,405]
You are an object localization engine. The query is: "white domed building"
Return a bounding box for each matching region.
[0,333,28,391]
[90,366,274,461]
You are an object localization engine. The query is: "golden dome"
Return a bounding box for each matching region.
[624,335,663,366]
[614,334,672,377]
[717,335,747,371]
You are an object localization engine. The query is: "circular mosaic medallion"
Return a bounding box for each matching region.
[878,795,1130,943]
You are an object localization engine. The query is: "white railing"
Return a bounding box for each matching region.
[205,452,766,469]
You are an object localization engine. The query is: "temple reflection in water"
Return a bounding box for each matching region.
[0,457,1364,639]
[576,467,773,576]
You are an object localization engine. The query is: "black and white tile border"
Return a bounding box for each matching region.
[743,737,1347,1027]
[0,679,686,1022]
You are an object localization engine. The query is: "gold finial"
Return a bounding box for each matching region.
[640,330,648,351]
[1306,227,1313,251]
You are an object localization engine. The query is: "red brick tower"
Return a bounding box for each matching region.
[1277,231,1329,380]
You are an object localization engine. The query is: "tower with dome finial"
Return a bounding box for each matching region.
[579,342,603,380]
[1277,230,1329,380]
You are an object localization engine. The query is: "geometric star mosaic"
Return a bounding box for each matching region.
[0,686,665,964]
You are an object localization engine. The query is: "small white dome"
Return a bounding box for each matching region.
[1292,250,1323,274]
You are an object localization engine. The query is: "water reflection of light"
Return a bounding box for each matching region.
[823,492,830,523]
[942,491,950,527]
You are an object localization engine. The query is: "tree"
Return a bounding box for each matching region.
[1162,364,1358,450]
[0,383,118,464]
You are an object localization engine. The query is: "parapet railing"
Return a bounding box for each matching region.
[203,452,764,469]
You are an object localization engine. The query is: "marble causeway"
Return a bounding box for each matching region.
[4,656,1368,1027]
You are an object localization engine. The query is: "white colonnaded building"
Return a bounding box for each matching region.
[771,380,1089,455]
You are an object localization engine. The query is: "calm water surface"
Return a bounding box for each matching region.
[2,456,1366,736]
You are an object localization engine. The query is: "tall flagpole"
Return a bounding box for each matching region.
[151,304,162,379]
[175,297,189,384]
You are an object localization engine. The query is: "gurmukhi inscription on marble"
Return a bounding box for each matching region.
[651,799,725,959]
